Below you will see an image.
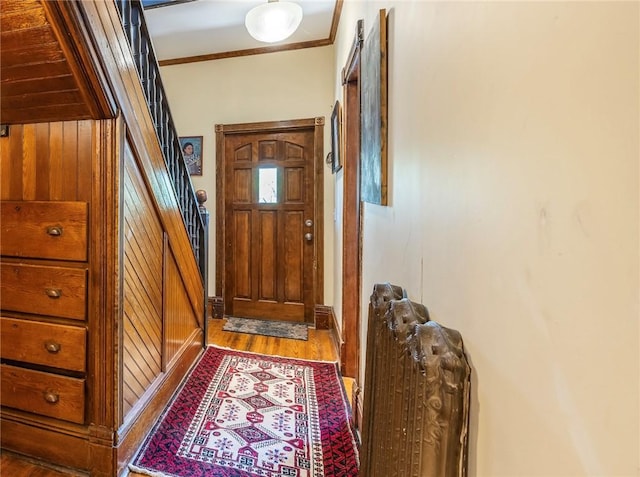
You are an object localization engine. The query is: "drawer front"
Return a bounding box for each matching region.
[1,201,88,261]
[0,263,87,320]
[1,364,85,424]
[1,317,86,372]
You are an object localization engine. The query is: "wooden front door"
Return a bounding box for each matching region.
[218,119,323,323]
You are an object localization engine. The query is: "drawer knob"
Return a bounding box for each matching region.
[43,391,59,404]
[45,288,62,298]
[44,341,61,353]
[46,226,63,236]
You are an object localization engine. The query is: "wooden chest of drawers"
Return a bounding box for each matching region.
[0,200,88,426]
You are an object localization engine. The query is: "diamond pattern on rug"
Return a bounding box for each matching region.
[223,317,309,341]
[130,346,358,477]
[179,353,321,473]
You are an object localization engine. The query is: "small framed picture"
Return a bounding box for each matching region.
[327,101,343,174]
[179,136,203,176]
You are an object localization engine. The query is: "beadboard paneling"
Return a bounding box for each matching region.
[0,121,94,202]
[122,144,163,419]
[164,244,202,369]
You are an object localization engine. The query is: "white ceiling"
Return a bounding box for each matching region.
[143,0,339,63]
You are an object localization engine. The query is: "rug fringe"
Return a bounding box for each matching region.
[207,344,340,365]
[128,463,173,477]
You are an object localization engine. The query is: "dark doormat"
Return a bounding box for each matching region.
[222,316,309,341]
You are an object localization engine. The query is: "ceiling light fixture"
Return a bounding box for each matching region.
[245,0,303,43]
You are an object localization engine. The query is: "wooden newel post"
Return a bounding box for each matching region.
[196,189,210,344]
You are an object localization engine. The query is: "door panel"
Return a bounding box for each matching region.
[285,168,304,202]
[284,211,303,303]
[258,211,276,300]
[233,211,251,298]
[233,169,251,203]
[224,128,315,322]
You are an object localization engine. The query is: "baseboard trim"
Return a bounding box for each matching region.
[209,296,224,319]
[330,309,342,362]
[314,305,342,364]
[313,304,332,329]
[353,381,363,446]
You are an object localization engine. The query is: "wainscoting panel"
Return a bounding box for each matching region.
[122,143,164,419]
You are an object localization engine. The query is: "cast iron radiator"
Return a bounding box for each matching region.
[360,283,471,477]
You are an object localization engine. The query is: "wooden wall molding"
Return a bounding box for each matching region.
[340,21,364,379]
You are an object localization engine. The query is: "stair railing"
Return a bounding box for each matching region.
[114,0,206,281]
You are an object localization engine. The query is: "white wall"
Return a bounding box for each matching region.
[160,47,336,303]
[334,1,639,476]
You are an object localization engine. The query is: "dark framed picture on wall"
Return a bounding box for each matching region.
[328,100,343,174]
[179,136,203,176]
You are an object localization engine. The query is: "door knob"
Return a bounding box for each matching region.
[305,219,313,227]
[304,233,313,241]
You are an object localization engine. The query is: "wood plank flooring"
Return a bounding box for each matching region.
[1,318,346,476]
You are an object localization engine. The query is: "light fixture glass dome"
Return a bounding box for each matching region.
[245,0,303,43]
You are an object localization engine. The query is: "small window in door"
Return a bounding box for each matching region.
[258,167,278,203]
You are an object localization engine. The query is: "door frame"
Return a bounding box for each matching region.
[340,21,364,379]
[215,118,325,324]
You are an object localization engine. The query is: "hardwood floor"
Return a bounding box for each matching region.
[1,318,347,476]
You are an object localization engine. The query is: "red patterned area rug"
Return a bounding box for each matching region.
[130,346,359,477]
